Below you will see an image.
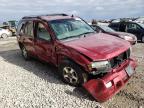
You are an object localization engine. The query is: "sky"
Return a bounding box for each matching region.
[0,0,143,22]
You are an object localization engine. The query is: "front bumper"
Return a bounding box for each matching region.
[83,58,137,102]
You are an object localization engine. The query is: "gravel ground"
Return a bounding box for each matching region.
[0,37,143,108]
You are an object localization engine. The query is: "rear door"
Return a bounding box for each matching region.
[34,21,57,64]
[20,21,35,56]
[126,23,142,40]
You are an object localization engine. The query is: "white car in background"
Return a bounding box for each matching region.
[0,28,12,38]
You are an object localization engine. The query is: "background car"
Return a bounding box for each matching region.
[109,21,144,43]
[0,28,12,38]
[2,20,17,36]
[91,24,137,45]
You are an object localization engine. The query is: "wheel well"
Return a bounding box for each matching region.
[61,57,86,72]
[63,57,75,63]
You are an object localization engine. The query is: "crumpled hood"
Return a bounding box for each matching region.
[63,33,130,61]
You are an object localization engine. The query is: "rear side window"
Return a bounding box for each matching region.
[109,23,118,28]
[17,20,26,35]
[24,21,34,37]
[109,23,119,31]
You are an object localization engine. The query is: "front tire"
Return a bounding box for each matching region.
[59,60,88,86]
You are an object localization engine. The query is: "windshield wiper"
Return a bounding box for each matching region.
[60,35,81,40]
[77,31,95,37]
[60,31,95,40]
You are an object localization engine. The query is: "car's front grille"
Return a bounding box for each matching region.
[110,49,130,68]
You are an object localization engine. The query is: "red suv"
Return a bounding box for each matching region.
[16,14,137,102]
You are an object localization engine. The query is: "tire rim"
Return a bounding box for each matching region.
[1,34,8,39]
[22,47,27,58]
[63,67,78,84]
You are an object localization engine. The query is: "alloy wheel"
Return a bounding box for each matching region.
[63,67,79,85]
[1,34,8,39]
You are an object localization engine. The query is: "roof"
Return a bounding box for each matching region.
[22,13,75,21]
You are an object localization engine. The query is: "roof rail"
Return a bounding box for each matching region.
[22,13,68,19]
[44,13,68,16]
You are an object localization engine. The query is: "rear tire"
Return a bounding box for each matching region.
[21,46,30,60]
[59,60,88,86]
[1,33,8,39]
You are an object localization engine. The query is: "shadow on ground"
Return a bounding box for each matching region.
[0,49,94,101]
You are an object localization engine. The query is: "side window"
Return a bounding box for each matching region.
[24,22,34,37]
[37,23,51,41]
[127,23,140,30]
[109,23,119,31]
[119,23,126,32]
[17,21,26,35]
[127,23,134,29]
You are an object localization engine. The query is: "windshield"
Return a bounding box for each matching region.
[49,19,95,40]
[99,25,115,32]
[138,23,144,28]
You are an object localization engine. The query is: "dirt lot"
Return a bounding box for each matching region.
[0,37,143,108]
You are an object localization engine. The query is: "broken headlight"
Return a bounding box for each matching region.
[88,61,111,75]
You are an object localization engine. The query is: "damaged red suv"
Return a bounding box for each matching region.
[16,14,137,102]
